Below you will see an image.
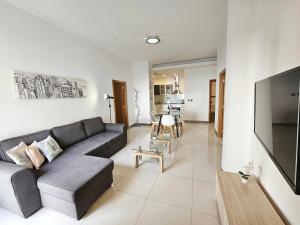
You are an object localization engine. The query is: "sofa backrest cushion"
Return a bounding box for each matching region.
[0,130,52,163]
[51,122,87,148]
[0,145,6,161]
[82,117,106,137]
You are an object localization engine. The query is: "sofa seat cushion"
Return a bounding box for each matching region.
[51,122,87,148]
[63,137,109,156]
[91,132,122,143]
[37,154,113,203]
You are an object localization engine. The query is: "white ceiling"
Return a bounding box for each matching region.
[4,0,227,64]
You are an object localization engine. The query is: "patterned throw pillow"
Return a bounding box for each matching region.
[37,136,62,162]
[26,141,45,169]
[6,142,33,168]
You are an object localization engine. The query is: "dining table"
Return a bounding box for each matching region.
[156,110,181,137]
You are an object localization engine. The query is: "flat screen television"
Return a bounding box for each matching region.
[254,66,300,194]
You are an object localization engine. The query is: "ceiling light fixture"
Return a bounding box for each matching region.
[146,36,160,44]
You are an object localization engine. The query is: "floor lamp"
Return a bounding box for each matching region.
[104,94,114,123]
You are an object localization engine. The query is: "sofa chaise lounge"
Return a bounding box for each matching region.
[0,117,126,219]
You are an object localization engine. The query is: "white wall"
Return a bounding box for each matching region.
[214,34,227,131]
[0,1,134,139]
[132,61,151,124]
[222,0,300,224]
[251,0,300,224]
[184,65,216,122]
[221,0,258,172]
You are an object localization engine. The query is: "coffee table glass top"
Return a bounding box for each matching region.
[132,138,168,154]
[151,133,172,141]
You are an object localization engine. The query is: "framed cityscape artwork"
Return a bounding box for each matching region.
[13,71,87,99]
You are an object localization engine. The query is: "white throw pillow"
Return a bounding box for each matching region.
[6,142,33,168]
[37,136,62,162]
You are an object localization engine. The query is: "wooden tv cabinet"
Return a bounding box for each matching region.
[216,171,285,225]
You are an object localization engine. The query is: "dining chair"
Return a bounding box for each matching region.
[170,110,183,136]
[161,115,176,138]
[150,112,160,133]
[176,116,184,135]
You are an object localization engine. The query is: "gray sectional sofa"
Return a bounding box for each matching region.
[0,117,127,219]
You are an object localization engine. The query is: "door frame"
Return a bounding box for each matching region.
[209,79,216,123]
[217,69,226,137]
[112,79,129,128]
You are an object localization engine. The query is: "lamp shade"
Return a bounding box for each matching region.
[104,94,114,99]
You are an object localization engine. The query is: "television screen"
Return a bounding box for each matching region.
[255,67,300,187]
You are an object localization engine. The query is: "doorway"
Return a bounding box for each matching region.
[112,80,129,127]
[209,79,216,123]
[217,70,226,137]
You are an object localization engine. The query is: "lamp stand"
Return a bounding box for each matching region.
[108,98,112,123]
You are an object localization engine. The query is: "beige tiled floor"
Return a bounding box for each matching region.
[0,122,222,225]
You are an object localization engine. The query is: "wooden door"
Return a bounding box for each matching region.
[112,80,129,127]
[217,70,226,137]
[209,79,216,123]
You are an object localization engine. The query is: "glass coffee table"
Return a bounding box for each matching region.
[132,137,170,173]
[151,133,172,153]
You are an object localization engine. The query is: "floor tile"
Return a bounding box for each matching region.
[193,148,219,164]
[111,149,134,167]
[177,142,194,151]
[192,180,219,217]
[192,211,220,225]
[149,174,193,209]
[165,159,194,179]
[0,207,31,225]
[193,162,217,183]
[43,207,83,225]
[112,164,131,185]
[136,199,191,225]
[116,168,158,197]
[171,148,194,161]
[28,212,71,225]
[81,189,146,225]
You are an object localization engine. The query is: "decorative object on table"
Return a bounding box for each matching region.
[104,94,114,123]
[13,70,87,99]
[238,161,254,184]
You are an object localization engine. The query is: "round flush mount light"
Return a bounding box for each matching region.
[146,36,160,44]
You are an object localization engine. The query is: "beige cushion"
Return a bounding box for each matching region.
[26,141,45,169]
[37,136,62,162]
[6,142,33,168]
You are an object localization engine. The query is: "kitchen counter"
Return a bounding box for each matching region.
[155,102,185,105]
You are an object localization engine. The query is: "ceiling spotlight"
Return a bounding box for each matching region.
[146,36,160,44]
